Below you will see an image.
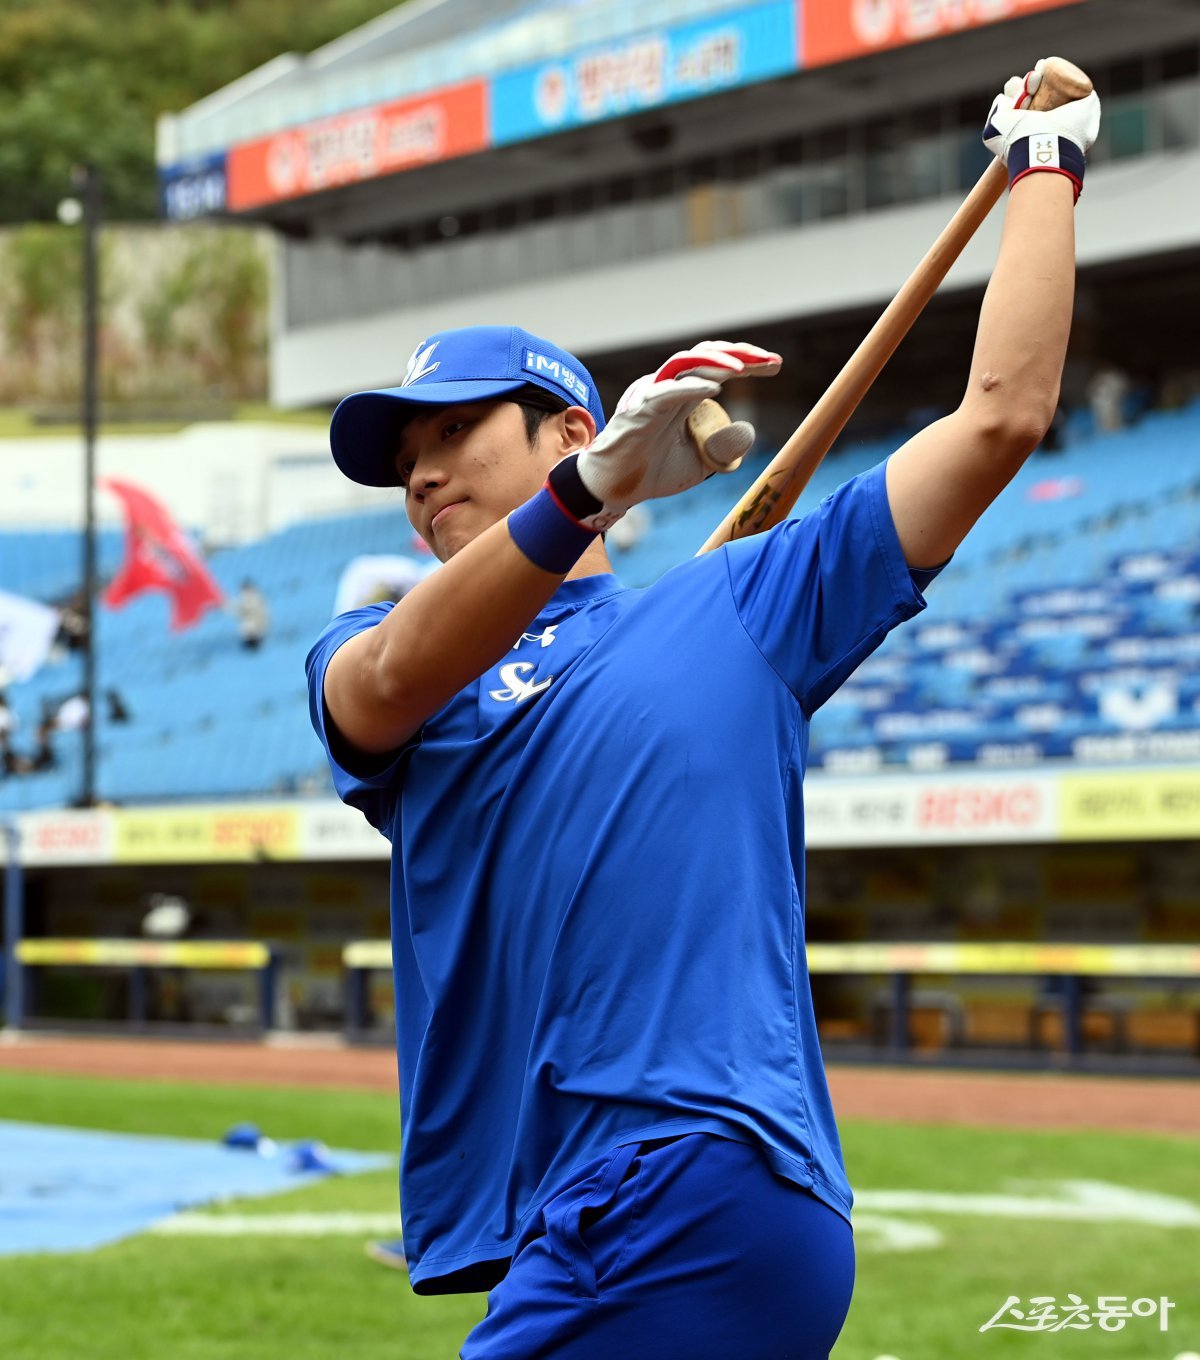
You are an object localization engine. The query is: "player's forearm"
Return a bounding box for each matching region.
[325,513,589,755]
[364,519,571,721]
[885,176,1080,568]
[960,172,1076,447]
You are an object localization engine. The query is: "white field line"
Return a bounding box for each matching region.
[147,1180,1200,1252]
[852,1215,945,1252]
[856,1180,1200,1228]
[151,1213,403,1236]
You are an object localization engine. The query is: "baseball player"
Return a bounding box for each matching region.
[307,64,1100,1360]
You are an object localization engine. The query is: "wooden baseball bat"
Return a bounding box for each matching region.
[692,56,1093,555]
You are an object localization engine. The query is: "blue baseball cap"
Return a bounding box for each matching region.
[330,325,607,487]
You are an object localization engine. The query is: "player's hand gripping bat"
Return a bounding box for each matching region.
[686,56,1093,555]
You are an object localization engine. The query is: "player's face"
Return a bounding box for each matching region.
[397,401,553,561]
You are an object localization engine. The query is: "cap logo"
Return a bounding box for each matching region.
[523,348,589,405]
[402,341,440,386]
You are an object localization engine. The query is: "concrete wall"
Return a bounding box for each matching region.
[0,422,385,543]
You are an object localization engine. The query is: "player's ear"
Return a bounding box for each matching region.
[558,405,596,456]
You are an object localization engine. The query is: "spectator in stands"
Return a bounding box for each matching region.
[1088,364,1130,432]
[0,695,59,776]
[107,687,132,723]
[0,697,17,777]
[1,735,30,776]
[29,714,57,771]
[54,589,89,655]
[233,578,270,650]
[55,692,90,731]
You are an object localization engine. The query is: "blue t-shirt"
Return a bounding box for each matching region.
[306,461,937,1294]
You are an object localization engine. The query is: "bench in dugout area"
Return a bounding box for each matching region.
[12,939,279,1031]
[806,943,1200,1059]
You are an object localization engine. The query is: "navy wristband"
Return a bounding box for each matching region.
[546,453,604,522]
[508,472,598,574]
[1008,134,1086,201]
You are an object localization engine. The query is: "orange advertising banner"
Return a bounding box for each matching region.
[801,0,1084,69]
[227,79,487,210]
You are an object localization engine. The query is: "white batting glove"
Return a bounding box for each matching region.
[983,59,1101,202]
[567,341,781,531]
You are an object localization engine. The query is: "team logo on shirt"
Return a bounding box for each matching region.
[489,662,554,705]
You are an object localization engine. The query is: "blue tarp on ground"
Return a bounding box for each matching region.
[0,1120,394,1256]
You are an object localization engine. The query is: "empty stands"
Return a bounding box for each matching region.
[0,402,1196,808]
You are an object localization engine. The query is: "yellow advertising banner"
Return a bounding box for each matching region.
[343,941,393,970]
[113,805,300,863]
[1059,770,1200,841]
[18,769,1200,868]
[806,942,1200,976]
[16,939,270,969]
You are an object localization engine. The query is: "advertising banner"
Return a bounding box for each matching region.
[491,0,797,146]
[804,771,1057,847]
[226,80,488,211]
[341,941,1200,977]
[18,801,385,866]
[16,939,270,969]
[800,0,1085,69]
[19,810,114,866]
[297,802,391,861]
[113,805,301,864]
[14,768,1200,868]
[159,152,228,221]
[806,942,1200,976]
[1059,769,1200,842]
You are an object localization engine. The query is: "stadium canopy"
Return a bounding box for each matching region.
[155,0,1200,411]
[157,0,742,174]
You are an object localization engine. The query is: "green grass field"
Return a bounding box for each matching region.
[1,1070,1196,1360]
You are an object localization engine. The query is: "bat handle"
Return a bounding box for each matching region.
[687,398,747,474]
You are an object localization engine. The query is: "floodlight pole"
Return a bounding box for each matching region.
[2,822,23,1030]
[76,164,102,808]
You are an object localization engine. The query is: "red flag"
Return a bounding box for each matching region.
[101,478,225,630]
[1027,476,1084,503]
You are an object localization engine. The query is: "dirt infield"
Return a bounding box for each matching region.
[1,1033,1197,1136]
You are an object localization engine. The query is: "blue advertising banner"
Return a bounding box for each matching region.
[490,0,797,146]
[159,153,228,221]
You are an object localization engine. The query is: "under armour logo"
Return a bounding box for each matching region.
[489,662,554,705]
[512,625,558,650]
[402,341,440,386]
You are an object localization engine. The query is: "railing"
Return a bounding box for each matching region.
[341,939,1200,1059]
[11,939,279,1032]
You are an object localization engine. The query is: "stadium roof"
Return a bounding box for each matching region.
[310,0,576,75]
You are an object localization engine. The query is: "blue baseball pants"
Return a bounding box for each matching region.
[460,1132,855,1359]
